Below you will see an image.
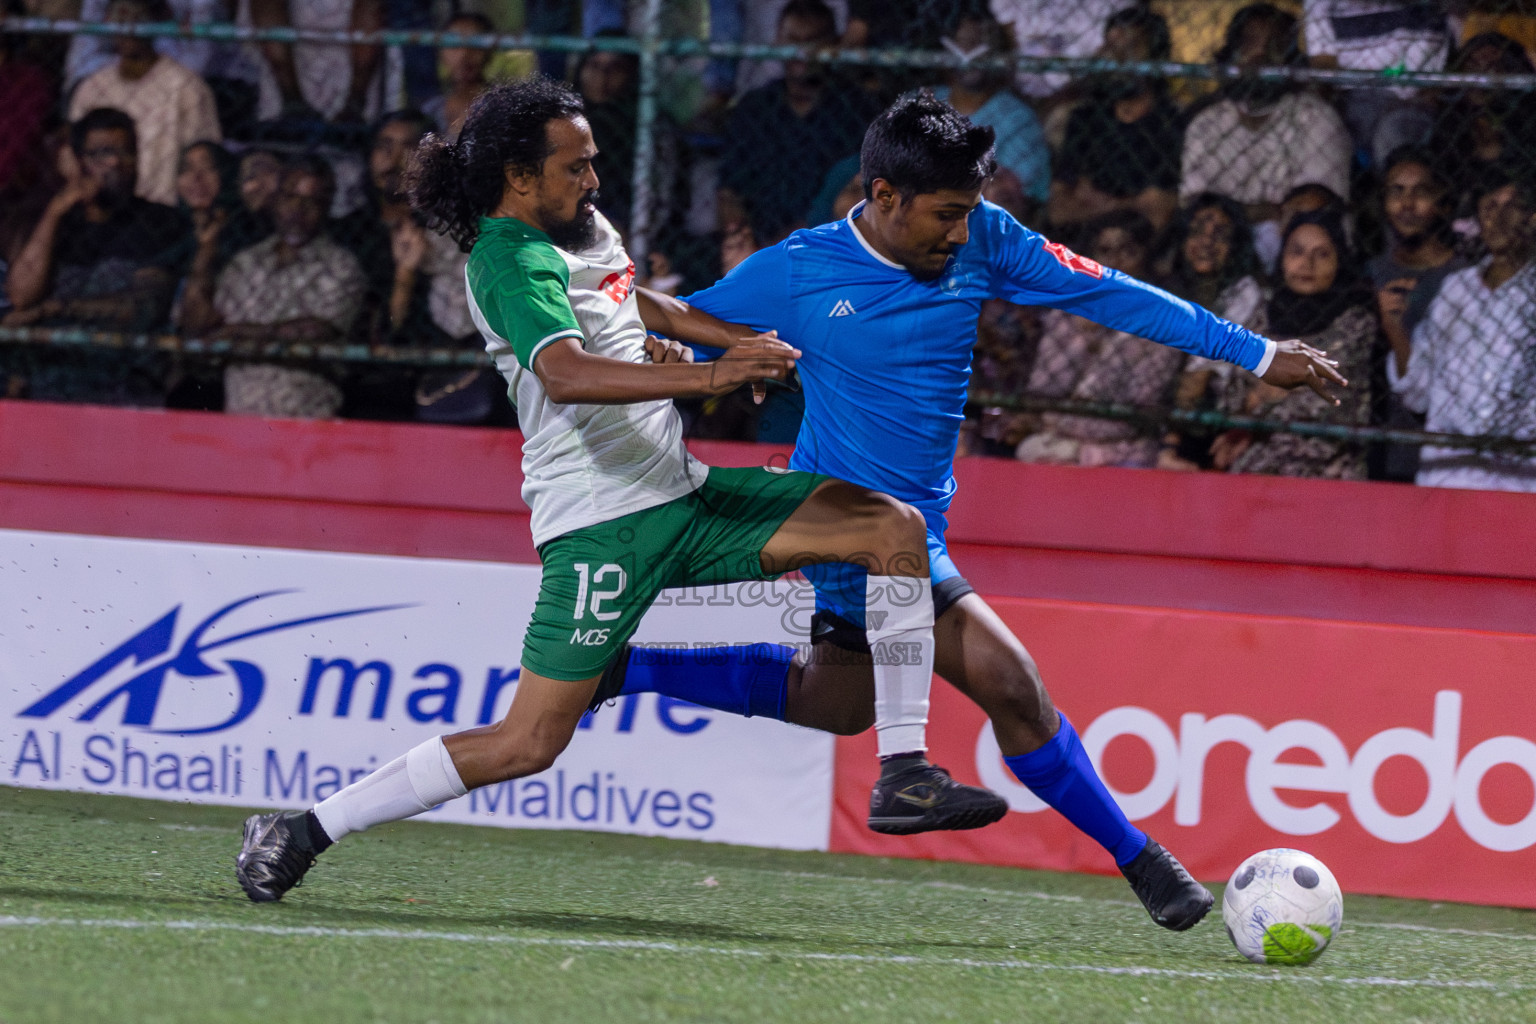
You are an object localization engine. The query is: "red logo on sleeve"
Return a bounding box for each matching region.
[600,261,636,303]
[1043,241,1104,279]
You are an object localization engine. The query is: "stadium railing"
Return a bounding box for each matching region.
[0,10,1533,481]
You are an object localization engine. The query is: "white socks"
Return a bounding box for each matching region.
[312,736,468,843]
[866,575,935,758]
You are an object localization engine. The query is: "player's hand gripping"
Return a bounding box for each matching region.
[1259,339,1349,405]
[707,337,800,399]
[644,335,695,365]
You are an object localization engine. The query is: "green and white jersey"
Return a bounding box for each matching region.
[465,211,706,546]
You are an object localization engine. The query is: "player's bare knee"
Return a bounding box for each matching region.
[865,494,927,576]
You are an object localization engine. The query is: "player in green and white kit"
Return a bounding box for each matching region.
[234,78,992,901]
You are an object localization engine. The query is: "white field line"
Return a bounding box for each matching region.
[658,861,1536,942]
[0,914,1522,992]
[8,811,1533,945]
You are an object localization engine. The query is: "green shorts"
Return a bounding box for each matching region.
[521,466,830,681]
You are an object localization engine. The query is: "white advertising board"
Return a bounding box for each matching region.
[0,530,834,851]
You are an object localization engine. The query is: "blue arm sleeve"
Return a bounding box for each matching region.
[680,244,794,361]
[983,206,1270,372]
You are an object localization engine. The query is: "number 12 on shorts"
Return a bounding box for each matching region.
[573,563,626,622]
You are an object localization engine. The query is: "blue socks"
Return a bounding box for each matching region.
[615,643,794,721]
[1004,714,1148,866]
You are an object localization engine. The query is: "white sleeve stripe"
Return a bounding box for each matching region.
[1253,339,1278,377]
[527,330,585,366]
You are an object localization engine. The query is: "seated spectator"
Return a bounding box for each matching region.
[333,111,479,418]
[1015,210,1187,468]
[1369,148,1465,358]
[210,155,365,419]
[1213,210,1375,479]
[1159,192,1265,468]
[1050,7,1182,232]
[423,12,494,138]
[0,1,54,198]
[1302,0,1448,166]
[842,0,953,50]
[719,0,879,242]
[237,147,283,227]
[1260,181,1349,270]
[67,0,222,207]
[1427,33,1536,219]
[2,107,184,405]
[575,31,679,236]
[245,0,392,124]
[932,10,1049,217]
[990,0,1131,98]
[1366,146,1467,479]
[1180,4,1352,254]
[65,0,260,134]
[176,140,271,336]
[1389,166,1536,491]
[335,110,473,346]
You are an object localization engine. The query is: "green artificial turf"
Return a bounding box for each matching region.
[1,785,1533,1023]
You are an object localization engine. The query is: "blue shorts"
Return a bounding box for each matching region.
[801,506,969,630]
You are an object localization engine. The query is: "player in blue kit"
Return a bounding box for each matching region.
[590,94,1346,932]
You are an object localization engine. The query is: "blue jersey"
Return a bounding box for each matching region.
[685,200,1270,515]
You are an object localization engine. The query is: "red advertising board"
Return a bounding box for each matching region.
[830,597,1536,909]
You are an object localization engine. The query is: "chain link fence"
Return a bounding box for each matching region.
[1,3,1534,489]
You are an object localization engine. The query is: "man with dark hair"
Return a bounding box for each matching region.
[208,155,367,418]
[1051,7,1183,232]
[1367,147,1465,480]
[67,0,221,206]
[602,92,1347,933]
[932,9,1048,218]
[1181,3,1351,254]
[3,106,183,404]
[1390,165,1536,491]
[718,0,879,241]
[335,108,478,417]
[234,78,955,903]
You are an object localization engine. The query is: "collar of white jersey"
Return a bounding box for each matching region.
[845,200,904,270]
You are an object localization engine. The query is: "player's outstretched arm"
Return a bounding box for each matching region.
[1258,339,1349,406]
[636,287,776,351]
[533,335,799,405]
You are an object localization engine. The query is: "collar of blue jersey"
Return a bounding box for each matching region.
[844,200,905,270]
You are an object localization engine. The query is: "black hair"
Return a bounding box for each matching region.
[778,0,836,35]
[177,139,241,211]
[1216,3,1302,65]
[1472,159,1536,209]
[1381,144,1451,193]
[575,27,640,88]
[373,107,432,144]
[1453,31,1536,75]
[1082,207,1155,253]
[1105,6,1172,61]
[110,0,174,21]
[408,76,586,252]
[442,10,495,34]
[1167,191,1261,295]
[281,152,337,207]
[860,92,997,202]
[70,107,137,155]
[1282,181,1345,210]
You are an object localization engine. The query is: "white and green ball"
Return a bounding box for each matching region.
[1222,848,1343,965]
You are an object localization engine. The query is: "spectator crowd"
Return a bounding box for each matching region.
[0,0,1532,490]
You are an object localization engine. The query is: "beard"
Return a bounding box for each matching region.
[543,190,601,251]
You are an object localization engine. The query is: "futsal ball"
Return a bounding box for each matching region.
[1222,849,1343,965]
